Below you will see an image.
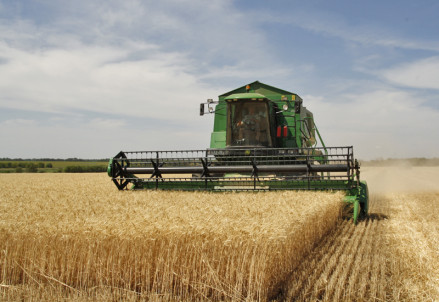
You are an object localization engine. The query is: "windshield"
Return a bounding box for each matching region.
[226,101,272,147]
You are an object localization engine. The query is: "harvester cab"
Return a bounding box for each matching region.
[201,82,319,150]
[108,81,369,223]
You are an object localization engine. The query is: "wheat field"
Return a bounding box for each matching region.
[1,167,438,301]
[0,174,343,301]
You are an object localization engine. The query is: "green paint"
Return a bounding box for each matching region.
[210,131,226,148]
[224,93,267,100]
[135,178,357,191]
[353,200,360,224]
[107,158,113,177]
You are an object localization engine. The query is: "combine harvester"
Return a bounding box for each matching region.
[108,81,368,223]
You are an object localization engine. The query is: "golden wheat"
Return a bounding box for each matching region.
[0,173,343,301]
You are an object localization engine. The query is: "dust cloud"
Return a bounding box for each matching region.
[361,166,439,194]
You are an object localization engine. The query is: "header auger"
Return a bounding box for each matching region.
[108,81,368,223]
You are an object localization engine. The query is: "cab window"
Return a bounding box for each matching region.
[226,101,272,147]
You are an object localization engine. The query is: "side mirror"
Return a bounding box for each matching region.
[200,99,219,116]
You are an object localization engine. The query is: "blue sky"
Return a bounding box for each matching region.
[0,0,438,159]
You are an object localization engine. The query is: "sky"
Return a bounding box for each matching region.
[0,0,438,160]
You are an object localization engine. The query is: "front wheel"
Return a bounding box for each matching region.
[359,181,369,216]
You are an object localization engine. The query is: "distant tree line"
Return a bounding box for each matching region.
[63,166,107,173]
[0,161,107,173]
[0,158,107,162]
[0,162,53,172]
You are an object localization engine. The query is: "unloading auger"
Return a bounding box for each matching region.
[108,81,368,223]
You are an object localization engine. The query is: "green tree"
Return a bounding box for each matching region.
[26,163,38,173]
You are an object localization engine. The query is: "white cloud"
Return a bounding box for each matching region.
[0,116,212,158]
[0,40,215,122]
[277,10,439,52]
[0,118,36,127]
[88,118,126,129]
[306,89,439,159]
[379,56,439,89]
[0,0,277,123]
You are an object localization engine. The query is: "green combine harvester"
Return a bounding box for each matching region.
[108,81,368,223]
